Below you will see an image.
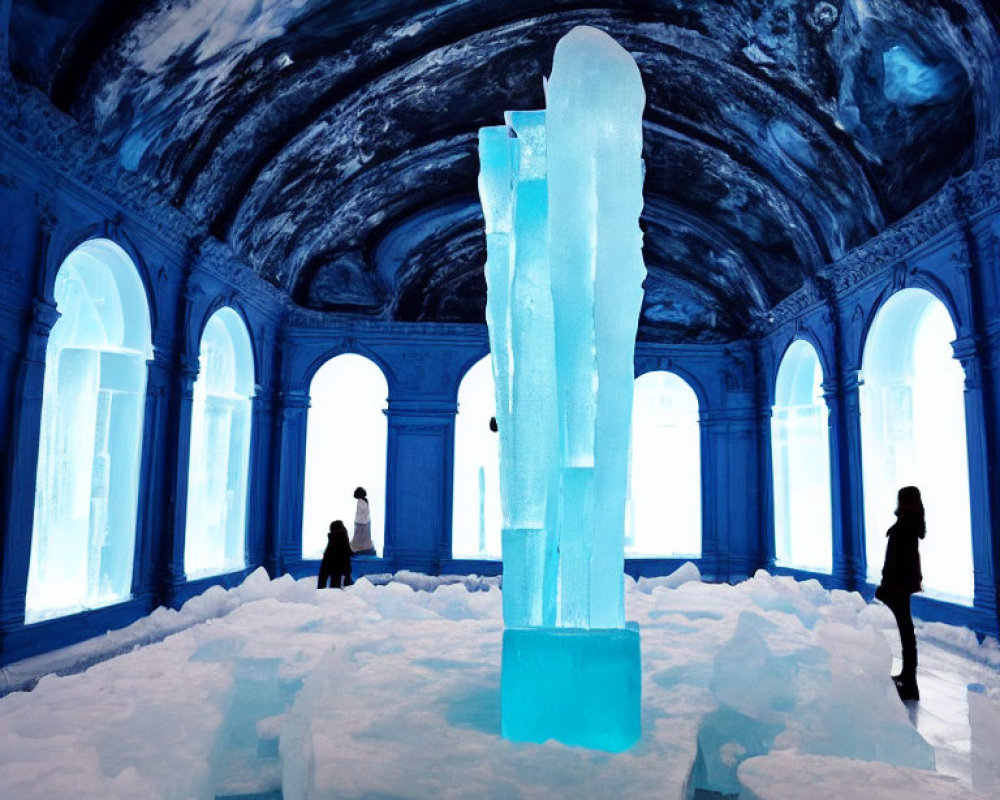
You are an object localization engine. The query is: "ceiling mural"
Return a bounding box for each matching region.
[8,0,998,340]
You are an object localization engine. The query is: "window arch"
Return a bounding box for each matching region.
[184,307,255,578]
[771,340,833,573]
[26,239,152,621]
[452,355,502,559]
[860,288,973,602]
[625,371,701,558]
[302,354,388,559]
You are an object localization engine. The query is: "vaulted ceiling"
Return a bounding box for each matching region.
[8,1,999,340]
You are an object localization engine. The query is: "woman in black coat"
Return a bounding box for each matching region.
[875,485,925,701]
[318,520,354,589]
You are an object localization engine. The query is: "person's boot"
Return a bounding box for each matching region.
[893,674,919,702]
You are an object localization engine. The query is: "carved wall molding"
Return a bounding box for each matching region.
[753,161,1000,332]
[822,163,1000,293]
[1,83,285,322]
[751,275,834,333]
[193,238,285,316]
[285,309,490,344]
[634,355,674,375]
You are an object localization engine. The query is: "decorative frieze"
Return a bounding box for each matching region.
[285,307,489,341]
[1,82,285,319]
[194,237,285,314]
[754,160,1000,326]
[751,275,835,334]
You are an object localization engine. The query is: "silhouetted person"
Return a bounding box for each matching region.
[875,485,925,701]
[350,486,376,556]
[489,416,498,433]
[318,520,353,589]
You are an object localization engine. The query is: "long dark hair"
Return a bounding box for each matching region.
[328,520,351,554]
[893,485,926,539]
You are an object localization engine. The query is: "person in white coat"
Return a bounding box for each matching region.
[350,486,376,556]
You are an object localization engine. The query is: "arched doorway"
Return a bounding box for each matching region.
[625,371,702,558]
[452,355,501,559]
[302,354,388,559]
[860,288,973,602]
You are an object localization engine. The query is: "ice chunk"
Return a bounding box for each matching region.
[710,612,812,720]
[695,609,934,794]
[636,561,702,593]
[501,627,641,752]
[796,622,934,769]
[739,751,980,800]
[969,683,1000,794]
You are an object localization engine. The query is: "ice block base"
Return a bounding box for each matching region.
[501,625,641,752]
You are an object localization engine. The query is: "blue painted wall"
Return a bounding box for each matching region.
[0,127,286,661]
[2,77,1000,664]
[756,175,1000,637]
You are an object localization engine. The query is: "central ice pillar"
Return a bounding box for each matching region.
[478,26,646,752]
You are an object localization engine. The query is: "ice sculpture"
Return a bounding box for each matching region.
[184,307,254,578]
[478,26,646,751]
[26,240,152,621]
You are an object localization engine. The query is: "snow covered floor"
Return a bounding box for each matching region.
[1,566,999,800]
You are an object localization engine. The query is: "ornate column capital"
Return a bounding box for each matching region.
[22,299,60,364]
[30,298,59,334]
[951,335,984,392]
[279,390,311,422]
[838,368,862,394]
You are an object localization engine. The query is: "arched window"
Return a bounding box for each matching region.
[452,355,501,559]
[26,239,152,621]
[771,340,833,573]
[302,354,388,559]
[626,371,701,557]
[184,307,255,578]
[860,288,973,602]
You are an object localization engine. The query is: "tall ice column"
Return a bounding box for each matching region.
[548,27,647,630]
[478,25,646,752]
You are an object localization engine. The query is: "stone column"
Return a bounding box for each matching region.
[697,410,726,583]
[759,401,777,574]
[0,299,58,630]
[246,384,275,574]
[131,338,177,607]
[822,375,846,587]
[164,353,199,600]
[383,398,456,573]
[955,335,999,635]
[274,390,310,574]
[698,403,760,583]
[829,368,867,590]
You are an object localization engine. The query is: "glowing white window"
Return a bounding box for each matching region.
[625,371,702,558]
[184,308,254,578]
[452,355,502,559]
[771,340,833,573]
[26,240,152,621]
[860,288,973,602]
[302,354,387,559]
